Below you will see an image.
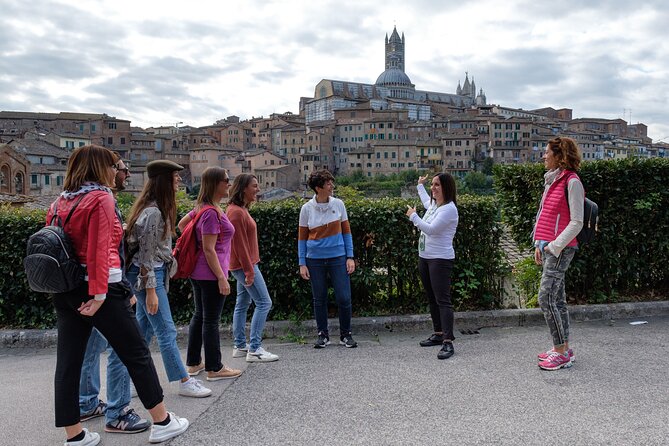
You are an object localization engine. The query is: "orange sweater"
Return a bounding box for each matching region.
[226,203,260,283]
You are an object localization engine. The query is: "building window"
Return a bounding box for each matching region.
[107,137,113,145]
[78,142,85,147]
[65,141,74,149]
[44,175,50,185]
[31,174,38,185]
[108,122,117,129]
[91,124,96,132]
[57,176,63,186]
[120,137,126,145]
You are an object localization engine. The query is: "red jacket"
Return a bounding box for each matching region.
[46,191,122,295]
[534,170,579,248]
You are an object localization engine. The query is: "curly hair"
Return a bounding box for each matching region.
[547,136,582,171]
[307,169,335,193]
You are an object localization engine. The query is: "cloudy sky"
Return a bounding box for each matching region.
[1,0,668,140]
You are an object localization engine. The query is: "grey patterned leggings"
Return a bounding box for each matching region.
[538,247,576,346]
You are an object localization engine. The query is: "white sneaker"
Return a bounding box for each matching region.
[232,344,249,358]
[149,412,189,443]
[246,346,279,363]
[65,428,100,446]
[178,378,212,398]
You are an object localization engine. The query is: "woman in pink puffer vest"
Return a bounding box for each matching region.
[532,136,584,371]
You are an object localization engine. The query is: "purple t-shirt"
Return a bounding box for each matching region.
[188,207,235,280]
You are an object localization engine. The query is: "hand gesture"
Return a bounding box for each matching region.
[78,299,104,317]
[418,175,429,185]
[218,277,231,296]
[406,205,416,218]
[346,258,356,275]
[146,289,159,315]
[534,248,542,265]
[300,265,310,280]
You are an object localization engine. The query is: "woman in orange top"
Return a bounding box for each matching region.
[227,174,279,362]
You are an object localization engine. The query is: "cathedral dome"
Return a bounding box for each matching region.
[375,67,413,86]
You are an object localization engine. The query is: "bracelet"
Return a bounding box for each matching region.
[93,294,106,302]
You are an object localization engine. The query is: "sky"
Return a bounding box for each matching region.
[1,0,668,141]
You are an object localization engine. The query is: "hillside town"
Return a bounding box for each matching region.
[1,27,666,207]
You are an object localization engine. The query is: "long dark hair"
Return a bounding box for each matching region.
[434,172,457,206]
[126,172,177,239]
[228,174,257,208]
[197,167,228,208]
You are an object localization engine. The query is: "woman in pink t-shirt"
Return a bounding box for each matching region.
[178,167,242,381]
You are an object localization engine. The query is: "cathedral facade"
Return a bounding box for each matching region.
[303,27,487,124]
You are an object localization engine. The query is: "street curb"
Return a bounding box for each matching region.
[2,300,668,348]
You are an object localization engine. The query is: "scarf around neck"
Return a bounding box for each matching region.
[61,182,112,200]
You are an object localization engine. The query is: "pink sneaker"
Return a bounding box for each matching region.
[538,351,573,370]
[538,348,575,363]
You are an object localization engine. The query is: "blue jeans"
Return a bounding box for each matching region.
[306,256,352,336]
[127,265,187,382]
[79,328,131,423]
[231,265,273,352]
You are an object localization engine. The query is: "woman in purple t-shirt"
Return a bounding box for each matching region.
[178,167,242,381]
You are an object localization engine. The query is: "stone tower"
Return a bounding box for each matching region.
[385,26,405,72]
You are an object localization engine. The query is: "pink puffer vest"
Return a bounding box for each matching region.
[534,170,579,247]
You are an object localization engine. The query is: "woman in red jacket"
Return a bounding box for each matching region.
[533,137,584,371]
[48,145,188,445]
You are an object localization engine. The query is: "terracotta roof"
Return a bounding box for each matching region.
[500,226,527,266]
[9,139,70,157]
[24,193,61,210]
[0,193,34,204]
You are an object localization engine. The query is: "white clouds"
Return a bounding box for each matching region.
[1,0,668,138]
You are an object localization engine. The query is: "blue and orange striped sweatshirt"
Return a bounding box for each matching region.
[298,196,354,265]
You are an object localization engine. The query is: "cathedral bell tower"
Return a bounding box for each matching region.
[385,26,405,72]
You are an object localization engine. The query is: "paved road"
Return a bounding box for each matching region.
[1,317,668,445]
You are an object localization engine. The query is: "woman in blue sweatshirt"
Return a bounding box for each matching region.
[298,169,357,349]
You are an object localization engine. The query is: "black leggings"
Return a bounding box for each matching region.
[418,257,455,342]
[53,282,164,427]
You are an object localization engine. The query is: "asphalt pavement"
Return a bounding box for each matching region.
[1,315,668,445]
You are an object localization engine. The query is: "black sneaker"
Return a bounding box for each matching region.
[80,400,107,422]
[314,332,331,348]
[104,407,151,434]
[437,342,455,360]
[339,334,358,348]
[419,333,444,347]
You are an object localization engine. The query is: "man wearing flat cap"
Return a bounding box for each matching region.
[147,160,184,178]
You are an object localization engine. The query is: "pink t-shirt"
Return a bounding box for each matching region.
[188,207,235,280]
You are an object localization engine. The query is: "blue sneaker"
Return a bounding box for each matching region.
[80,400,107,422]
[104,407,151,434]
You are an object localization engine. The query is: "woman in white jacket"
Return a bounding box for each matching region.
[406,172,459,360]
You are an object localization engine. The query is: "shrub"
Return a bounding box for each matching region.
[1,194,504,328]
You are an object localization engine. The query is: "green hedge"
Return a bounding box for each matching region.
[0,194,503,328]
[493,158,669,301]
